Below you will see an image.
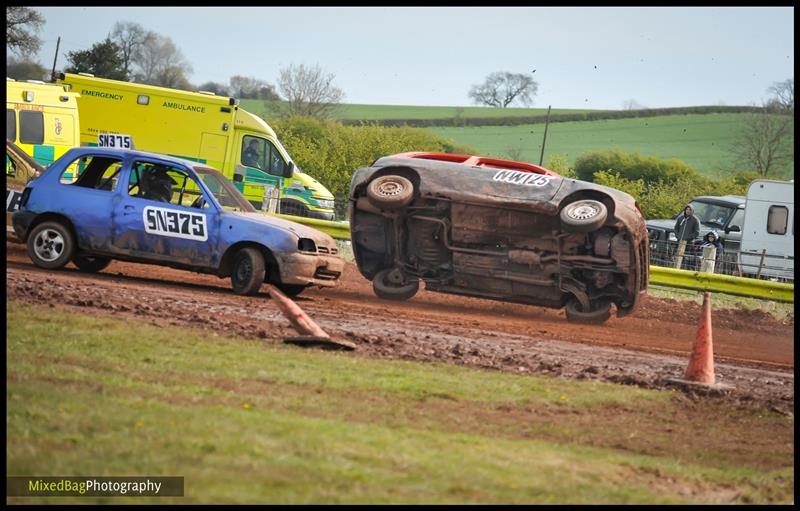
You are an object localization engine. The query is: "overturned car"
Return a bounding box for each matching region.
[348,152,649,323]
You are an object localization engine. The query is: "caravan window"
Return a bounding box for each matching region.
[19,110,44,145]
[767,206,788,235]
[7,109,16,141]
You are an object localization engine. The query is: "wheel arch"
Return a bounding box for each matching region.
[26,213,79,246]
[218,241,280,282]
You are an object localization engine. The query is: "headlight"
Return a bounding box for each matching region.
[315,199,335,209]
[668,232,677,241]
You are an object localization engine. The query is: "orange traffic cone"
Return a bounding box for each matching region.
[683,292,715,384]
[265,284,356,350]
[265,283,331,339]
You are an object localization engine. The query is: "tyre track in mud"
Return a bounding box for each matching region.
[5,240,794,412]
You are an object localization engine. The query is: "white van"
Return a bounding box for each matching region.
[739,180,794,280]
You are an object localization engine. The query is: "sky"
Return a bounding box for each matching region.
[26,6,795,110]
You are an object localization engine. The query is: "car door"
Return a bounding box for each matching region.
[51,151,124,253]
[111,157,218,268]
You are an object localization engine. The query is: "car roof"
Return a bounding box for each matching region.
[68,146,202,169]
[385,151,560,176]
[691,195,746,207]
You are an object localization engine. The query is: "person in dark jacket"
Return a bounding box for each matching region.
[694,230,724,271]
[673,204,700,269]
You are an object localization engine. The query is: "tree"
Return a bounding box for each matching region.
[732,103,794,177]
[64,38,128,81]
[109,21,147,79]
[197,81,230,96]
[468,72,538,108]
[6,56,48,81]
[622,99,645,110]
[229,75,280,100]
[133,32,193,89]
[7,6,44,57]
[277,63,344,118]
[767,78,794,113]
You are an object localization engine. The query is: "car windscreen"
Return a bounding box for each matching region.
[689,200,735,229]
[193,166,256,212]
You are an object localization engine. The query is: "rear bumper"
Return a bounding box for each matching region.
[276,252,344,288]
[11,210,36,241]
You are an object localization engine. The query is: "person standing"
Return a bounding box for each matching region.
[673,204,700,269]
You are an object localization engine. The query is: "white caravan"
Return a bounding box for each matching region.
[738,179,794,280]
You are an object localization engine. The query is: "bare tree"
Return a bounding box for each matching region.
[197,81,230,96]
[468,72,538,108]
[110,21,147,79]
[622,99,645,110]
[505,145,524,161]
[7,6,45,57]
[6,56,49,81]
[732,102,794,177]
[278,63,344,118]
[229,75,280,100]
[133,32,193,89]
[767,78,794,113]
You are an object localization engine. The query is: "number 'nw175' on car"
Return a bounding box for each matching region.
[12,147,343,296]
[348,152,649,323]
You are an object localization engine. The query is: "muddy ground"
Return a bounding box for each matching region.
[5,240,794,414]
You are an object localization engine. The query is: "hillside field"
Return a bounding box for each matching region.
[241,99,597,121]
[430,113,750,177]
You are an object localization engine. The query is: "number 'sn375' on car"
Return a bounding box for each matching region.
[12,147,343,297]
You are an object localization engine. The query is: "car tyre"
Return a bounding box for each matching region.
[366,175,414,210]
[373,268,419,301]
[276,283,307,298]
[27,221,75,270]
[231,247,266,295]
[560,199,608,232]
[565,298,612,324]
[73,255,112,273]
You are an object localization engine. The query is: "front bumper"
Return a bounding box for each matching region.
[276,252,344,288]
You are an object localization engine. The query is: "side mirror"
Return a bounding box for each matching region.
[233,164,246,182]
[284,161,296,179]
[725,225,741,233]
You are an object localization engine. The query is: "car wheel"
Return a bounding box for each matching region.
[231,247,266,295]
[565,298,612,324]
[276,283,307,298]
[560,199,608,232]
[366,175,414,210]
[73,255,112,273]
[372,268,419,301]
[27,221,75,270]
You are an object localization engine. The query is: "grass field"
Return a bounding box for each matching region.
[7,300,793,504]
[430,113,750,176]
[240,99,597,121]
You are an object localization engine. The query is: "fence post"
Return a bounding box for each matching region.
[700,246,717,274]
[755,249,767,279]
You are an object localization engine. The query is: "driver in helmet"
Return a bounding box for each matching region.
[140,166,176,203]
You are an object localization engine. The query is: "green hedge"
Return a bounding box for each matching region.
[269,116,476,203]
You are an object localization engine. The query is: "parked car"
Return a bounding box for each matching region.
[7,140,45,227]
[348,152,649,323]
[646,195,745,269]
[12,147,343,296]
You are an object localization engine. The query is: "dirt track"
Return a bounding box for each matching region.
[5,240,794,413]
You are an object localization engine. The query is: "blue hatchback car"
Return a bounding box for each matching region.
[12,147,343,296]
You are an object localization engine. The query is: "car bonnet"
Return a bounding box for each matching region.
[230,211,337,246]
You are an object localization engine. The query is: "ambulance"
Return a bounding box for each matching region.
[55,72,336,221]
[6,78,80,168]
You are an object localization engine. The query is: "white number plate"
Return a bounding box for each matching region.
[98,133,133,149]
